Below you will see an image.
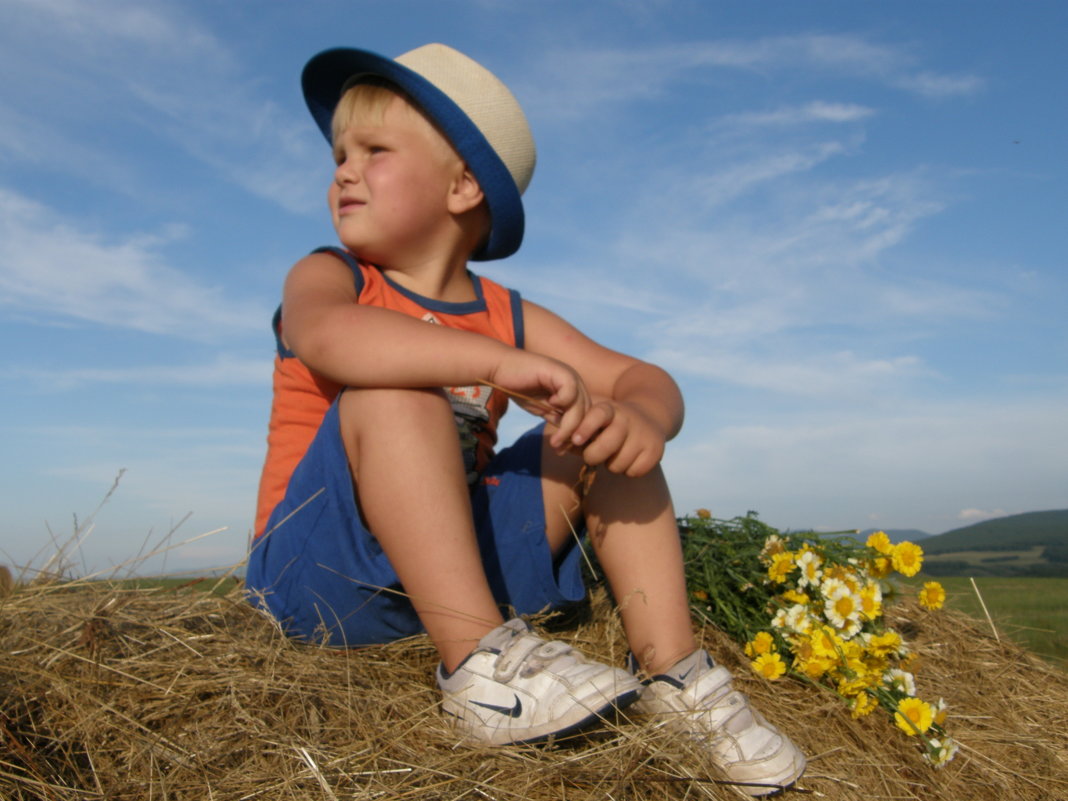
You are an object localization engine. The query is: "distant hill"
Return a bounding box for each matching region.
[922,509,1068,554]
[917,509,1068,578]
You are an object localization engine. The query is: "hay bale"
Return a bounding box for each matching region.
[1,578,1066,800]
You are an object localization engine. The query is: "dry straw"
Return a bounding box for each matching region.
[2,551,1067,799]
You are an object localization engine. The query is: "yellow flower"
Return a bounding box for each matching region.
[792,637,834,678]
[891,541,924,577]
[861,652,890,679]
[894,697,934,735]
[859,582,883,621]
[850,691,878,719]
[866,630,902,658]
[933,697,949,727]
[866,530,894,555]
[837,673,872,699]
[692,589,709,601]
[751,652,787,680]
[795,654,834,680]
[695,508,712,519]
[760,534,786,559]
[810,626,843,660]
[918,581,946,610]
[745,631,776,657]
[782,589,810,606]
[767,552,796,584]
[868,555,892,579]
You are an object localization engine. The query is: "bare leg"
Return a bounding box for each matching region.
[542,440,696,676]
[339,387,503,672]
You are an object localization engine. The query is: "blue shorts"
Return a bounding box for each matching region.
[245,398,588,647]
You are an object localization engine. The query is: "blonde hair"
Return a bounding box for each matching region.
[330,78,464,169]
[330,78,405,146]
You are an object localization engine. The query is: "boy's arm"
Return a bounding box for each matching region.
[522,299,685,477]
[280,253,591,430]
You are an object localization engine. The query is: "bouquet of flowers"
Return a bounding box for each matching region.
[681,511,958,767]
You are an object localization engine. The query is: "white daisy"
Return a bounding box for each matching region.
[929,736,960,767]
[785,603,813,634]
[796,550,823,588]
[823,584,862,630]
[884,668,917,696]
[819,576,849,601]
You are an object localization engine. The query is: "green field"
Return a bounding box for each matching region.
[75,575,242,597]
[906,575,1068,667]
[923,545,1048,568]
[921,545,1068,578]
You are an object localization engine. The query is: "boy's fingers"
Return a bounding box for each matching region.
[608,441,647,475]
[571,403,613,447]
[550,402,585,450]
[581,420,627,467]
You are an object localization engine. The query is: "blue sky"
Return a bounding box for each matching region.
[2,0,1065,575]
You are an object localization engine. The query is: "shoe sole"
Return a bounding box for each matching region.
[731,751,807,797]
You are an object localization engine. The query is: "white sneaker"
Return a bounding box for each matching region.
[437,618,642,745]
[633,650,806,796]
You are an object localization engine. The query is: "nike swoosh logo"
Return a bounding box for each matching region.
[471,694,523,718]
[675,654,713,683]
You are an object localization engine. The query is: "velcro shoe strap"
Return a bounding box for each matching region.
[519,641,572,678]
[493,632,550,682]
[685,664,735,705]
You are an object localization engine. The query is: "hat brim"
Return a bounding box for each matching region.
[302,47,523,261]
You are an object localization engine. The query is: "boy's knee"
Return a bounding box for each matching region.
[539,433,585,486]
[338,386,451,421]
[337,387,457,450]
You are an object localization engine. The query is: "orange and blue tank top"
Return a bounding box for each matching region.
[254,247,524,537]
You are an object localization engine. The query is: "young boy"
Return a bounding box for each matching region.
[247,43,805,795]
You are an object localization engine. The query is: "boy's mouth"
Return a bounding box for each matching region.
[337,196,366,215]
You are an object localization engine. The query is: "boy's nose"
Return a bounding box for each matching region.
[334,159,360,185]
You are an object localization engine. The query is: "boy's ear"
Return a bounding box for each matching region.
[447,165,485,215]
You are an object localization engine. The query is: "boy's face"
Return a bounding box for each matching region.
[329,94,467,266]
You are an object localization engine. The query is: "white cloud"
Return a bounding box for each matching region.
[894,71,985,99]
[0,0,323,214]
[523,34,982,121]
[691,141,849,210]
[651,347,928,399]
[11,354,272,390]
[722,101,877,128]
[957,508,1007,523]
[662,396,1068,533]
[0,187,267,337]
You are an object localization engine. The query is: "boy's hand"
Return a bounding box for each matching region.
[488,352,591,449]
[568,399,667,478]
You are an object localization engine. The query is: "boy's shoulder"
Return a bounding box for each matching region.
[285,248,365,300]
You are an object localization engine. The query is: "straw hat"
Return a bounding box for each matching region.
[302,43,536,261]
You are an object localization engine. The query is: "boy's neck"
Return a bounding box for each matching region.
[376,253,476,303]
